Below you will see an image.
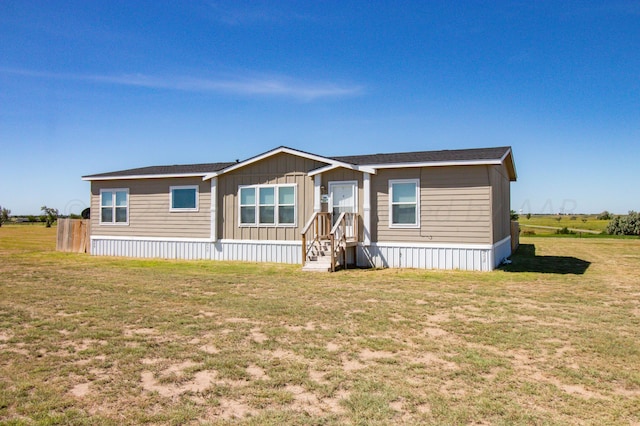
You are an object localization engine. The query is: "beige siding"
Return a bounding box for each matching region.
[218,152,324,241]
[374,166,492,244]
[490,165,512,243]
[91,177,211,238]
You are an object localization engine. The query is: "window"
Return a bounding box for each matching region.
[259,187,275,224]
[170,185,198,211]
[240,187,256,225]
[278,186,295,224]
[389,179,419,228]
[239,184,296,226]
[100,189,128,225]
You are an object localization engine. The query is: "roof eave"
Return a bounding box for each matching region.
[361,159,505,170]
[204,146,363,180]
[501,148,517,181]
[82,172,209,181]
[307,163,376,177]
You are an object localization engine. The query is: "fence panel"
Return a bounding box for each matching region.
[57,219,90,253]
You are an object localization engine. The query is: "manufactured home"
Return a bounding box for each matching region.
[82,146,517,271]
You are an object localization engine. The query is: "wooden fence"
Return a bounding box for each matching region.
[511,221,520,252]
[57,219,90,254]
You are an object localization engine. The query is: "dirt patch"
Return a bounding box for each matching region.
[426,313,449,323]
[70,382,90,398]
[285,385,348,415]
[250,328,268,344]
[284,321,316,332]
[0,331,12,341]
[308,369,328,384]
[341,356,366,372]
[507,349,608,400]
[268,349,306,362]
[410,352,458,370]
[359,349,395,361]
[124,327,156,336]
[423,327,448,337]
[213,398,256,420]
[199,344,219,354]
[286,385,323,415]
[140,360,217,398]
[246,364,268,380]
[225,317,251,323]
[326,342,340,352]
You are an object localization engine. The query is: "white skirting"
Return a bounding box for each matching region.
[357,237,511,271]
[491,236,512,269]
[90,237,301,264]
[90,236,511,271]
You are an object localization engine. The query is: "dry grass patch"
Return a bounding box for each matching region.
[1,225,640,424]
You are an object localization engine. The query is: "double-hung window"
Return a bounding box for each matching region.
[239,184,296,226]
[170,185,198,211]
[389,179,419,228]
[100,189,129,225]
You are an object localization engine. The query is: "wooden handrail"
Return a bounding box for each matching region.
[301,211,358,269]
[301,211,319,235]
[301,212,332,264]
[330,212,347,236]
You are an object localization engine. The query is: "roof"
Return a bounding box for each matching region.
[83,162,235,180]
[83,146,516,181]
[331,146,511,166]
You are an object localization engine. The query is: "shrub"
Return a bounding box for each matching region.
[606,211,640,236]
[510,210,519,221]
[526,213,531,220]
[556,227,575,235]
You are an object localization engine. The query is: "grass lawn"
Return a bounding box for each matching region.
[1,225,639,425]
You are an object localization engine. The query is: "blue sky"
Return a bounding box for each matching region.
[1,1,638,215]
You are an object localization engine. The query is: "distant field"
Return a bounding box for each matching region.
[518,215,610,235]
[1,225,640,424]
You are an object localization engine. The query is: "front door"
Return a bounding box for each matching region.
[329,181,358,234]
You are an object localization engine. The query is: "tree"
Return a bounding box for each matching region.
[0,206,10,227]
[606,211,640,236]
[597,211,613,220]
[510,210,519,221]
[41,206,59,228]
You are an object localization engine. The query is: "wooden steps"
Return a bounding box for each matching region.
[302,240,334,272]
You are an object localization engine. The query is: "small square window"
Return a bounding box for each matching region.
[170,186,198,211]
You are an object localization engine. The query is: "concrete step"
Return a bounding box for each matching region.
[302,263,332,272]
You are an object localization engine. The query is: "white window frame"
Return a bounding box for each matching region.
[238,184,297,227]
[389,179,420,229]
[169,185,199,212]
[239,186,257,226]
[99,188,129,226]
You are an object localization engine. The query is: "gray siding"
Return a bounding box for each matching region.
[373,166,492,244]
[218,152,325,241]
[490,164,512,243]
[90,177,211,239]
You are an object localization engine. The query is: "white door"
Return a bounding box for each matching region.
[329,181,358,234]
